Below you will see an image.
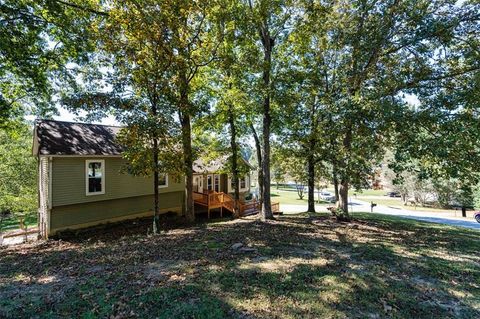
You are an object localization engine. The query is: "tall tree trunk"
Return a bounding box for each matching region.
[333,163,339,205]
[307,153,315,213]
[338,180,349,213]
[153,137,160,234]
[228,105,240,218]
[260,27,274,221]
[180,109,194,223]
[151,102,160,234]
[251,123,263,209]
[337,127,352,214]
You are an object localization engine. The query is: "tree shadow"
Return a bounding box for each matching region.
[1,214,479,318]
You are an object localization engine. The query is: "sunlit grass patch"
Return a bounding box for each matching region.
[0,213,479,318]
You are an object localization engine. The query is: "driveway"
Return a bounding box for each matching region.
[280,199,480,231]
[350,198,480,230]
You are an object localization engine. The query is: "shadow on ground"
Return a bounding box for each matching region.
[1,213,479,318]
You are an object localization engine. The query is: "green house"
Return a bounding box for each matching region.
[33,120,254,238]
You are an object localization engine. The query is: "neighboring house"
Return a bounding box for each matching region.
[32,119,264,238]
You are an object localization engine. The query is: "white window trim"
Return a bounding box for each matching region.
[159,173,168,188]
[207,174,213,190]
[86,159,105,196]
[228,175,249,193]
[214,174,220,192]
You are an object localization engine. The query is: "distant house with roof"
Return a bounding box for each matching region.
[33,119,269,238]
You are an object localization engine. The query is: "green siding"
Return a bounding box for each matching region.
[51,192,183,230]
[51,157,185,207]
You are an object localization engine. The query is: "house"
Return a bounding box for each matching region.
[193,157,252,198]
[33,119,269,238]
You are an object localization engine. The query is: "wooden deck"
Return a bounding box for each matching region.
[193,191,280,218]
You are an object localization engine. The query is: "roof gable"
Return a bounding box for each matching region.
[34,120,124,156]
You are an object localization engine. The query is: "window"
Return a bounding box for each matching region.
[159,173,168,188]
[214,175,220,192]
[207,175,212,190]
[86,160,105,195]
[240,176,247,189]
[229,176,249,192]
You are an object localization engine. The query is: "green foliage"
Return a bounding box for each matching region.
[0,122,36,225]
[473,184,480,210]
[0,0,101,128]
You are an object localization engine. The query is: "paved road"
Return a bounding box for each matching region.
[281,200,480,231]
[350,198,480,230]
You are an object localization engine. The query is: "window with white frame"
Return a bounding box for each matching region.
[228,175,249,192]
[207,175,213,190]
[159,173,168,188]
[214,175,220,192]
[240,176,247,189]
[86,160,105,195]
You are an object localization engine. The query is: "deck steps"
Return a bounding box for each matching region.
[193,191,279,218]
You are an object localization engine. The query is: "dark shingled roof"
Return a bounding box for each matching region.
[34,120,252,172]
[34,119,124,156]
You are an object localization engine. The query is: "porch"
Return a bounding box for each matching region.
[193,190,280,218]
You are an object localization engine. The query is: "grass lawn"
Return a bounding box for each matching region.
[1,213,479,318]
[0,213,37,232]
[271,189,330,206]
[356,196,477,217]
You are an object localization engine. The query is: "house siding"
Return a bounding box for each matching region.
[51,157,184,207]
[50,192,183,233]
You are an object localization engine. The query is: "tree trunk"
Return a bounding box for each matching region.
[228,105,240,218]
[338,180,349,213]
[151,101,160,234]
[260,27,274,221]
[152,137,160,234]
[180,110,194,223]
[333,166,339,205]
[251,123,263,209]
[337,127,352,215]
[307,154,315,213]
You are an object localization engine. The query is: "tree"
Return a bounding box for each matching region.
[116,109,182,233]
[245,0,293,220]
[290,0,480,219]
[0,0,103,129]
[66,0,226,224]
[199,1,253,216]
[0,121,36,221]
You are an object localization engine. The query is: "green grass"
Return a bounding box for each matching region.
[350,189,387,196]
[1,213,479,318]
[0,213,37,232]
[356,196,476,217]
[271,189,330,205]
[271,189,308,205]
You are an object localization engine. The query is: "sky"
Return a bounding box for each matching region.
[26,106,120,126]
[54,106,120,126]
[48,94,420,127]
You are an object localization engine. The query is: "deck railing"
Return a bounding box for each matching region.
[193,190,280,217]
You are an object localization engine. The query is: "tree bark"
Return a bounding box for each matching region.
[180,110,194,223]
[152,137,160,233]
[228,105,240,218]
[260,26,274,220]
[333,163,339,205]
[337,127,352,215]
[307,153,315,213]
[338,180,349,213]
[251,123,263,209]
[151,102,160,234]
